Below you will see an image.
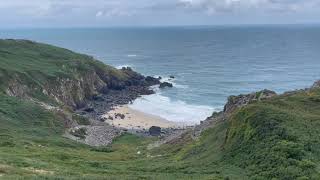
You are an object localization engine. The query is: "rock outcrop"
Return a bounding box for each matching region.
[162,89,278,142]
[6,64,159,110]
[145,76,161,86]
[223,89,277,114]
[149,126,162,136]
[159,82,173,88]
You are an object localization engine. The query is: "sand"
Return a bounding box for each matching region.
[102,105,180,130]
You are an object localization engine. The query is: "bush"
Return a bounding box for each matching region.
[70,128,87,139]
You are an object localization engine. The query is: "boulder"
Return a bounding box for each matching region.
[145,76,161,86]
[149,126,162,136]
[115,113,125,119]
[159,82,173,89]
[92,95,104,101]
[84,107,95,113]
[169,75,175,79]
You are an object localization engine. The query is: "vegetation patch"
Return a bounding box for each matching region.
[70,128,87,139]
[72,114,91,125]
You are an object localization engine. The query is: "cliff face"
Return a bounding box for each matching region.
[0,39,161,147]
[6,70,105,108]
[0,39,158,110]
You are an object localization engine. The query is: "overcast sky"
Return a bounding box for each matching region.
[1,0,320,27]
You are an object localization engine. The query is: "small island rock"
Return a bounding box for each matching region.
[159,82,173,88]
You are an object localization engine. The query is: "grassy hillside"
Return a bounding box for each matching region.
[1,39,320,179]
[0,39,124,80]
[0,39,131,108]
[158,89,320,179]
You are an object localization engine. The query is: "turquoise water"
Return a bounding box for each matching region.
[1,25,320,123]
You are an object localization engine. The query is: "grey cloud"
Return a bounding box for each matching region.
[0,0,319,27]
[177,0,320,14]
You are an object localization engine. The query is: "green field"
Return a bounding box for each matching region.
[0,40,319,179]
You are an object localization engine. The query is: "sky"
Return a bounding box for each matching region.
[0,0,320,27]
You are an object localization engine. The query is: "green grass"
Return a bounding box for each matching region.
[1,39,320,179]
[0,39,123,78]
[0,94,218,179]
[146,89,320,179]
[0,39,128,105]
[221,89,320,179]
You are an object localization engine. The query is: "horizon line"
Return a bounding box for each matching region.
[1,23,320,30]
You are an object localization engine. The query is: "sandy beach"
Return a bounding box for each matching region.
[102,105,180,130]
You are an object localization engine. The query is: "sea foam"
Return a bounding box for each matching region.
[116,64,133,69]
[129,92,218,125]
[127,54,137,57]
[156,76,189,89]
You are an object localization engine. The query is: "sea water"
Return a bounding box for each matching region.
[1,25,320,124]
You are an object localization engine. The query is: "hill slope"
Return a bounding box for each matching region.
[0,39,153,108]
[0,40,320,179]
[161,88,320,179]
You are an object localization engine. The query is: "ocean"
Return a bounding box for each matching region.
[1,25,320,124]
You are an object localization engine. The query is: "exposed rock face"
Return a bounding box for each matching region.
[145,76,161,86]
[159,82,173,89]
[6,65,159,110]
[224,89,277,114]
[161,89,278,142]
[3,57,161,146]
[149,126,162,136]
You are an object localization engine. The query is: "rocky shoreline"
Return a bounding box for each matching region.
[67,66,281,147]
[66,67,180,146]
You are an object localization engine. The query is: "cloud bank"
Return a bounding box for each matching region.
[0,0,319,27]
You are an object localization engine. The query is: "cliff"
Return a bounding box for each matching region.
[0,39,159,146]
[0,39,158,109]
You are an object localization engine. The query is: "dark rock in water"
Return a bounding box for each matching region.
[84,107,95,113]
[159,82,173,89]
[141,89,155,95]
[122,67,130,71]
[169,75,175,79]
[149,126,161,136]
[224,89,277,114]
[145,76,161,86]
[157,76,162,80]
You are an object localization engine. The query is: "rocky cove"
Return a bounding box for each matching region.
[46,67,177,146]
[2,57,286,147]
[65,72,280,147]
[0,40,178,146]
[0,40,315,149]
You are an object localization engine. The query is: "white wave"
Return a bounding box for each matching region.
[129,93,219,125]
[127,54,137,57]
[116,64,133,69]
